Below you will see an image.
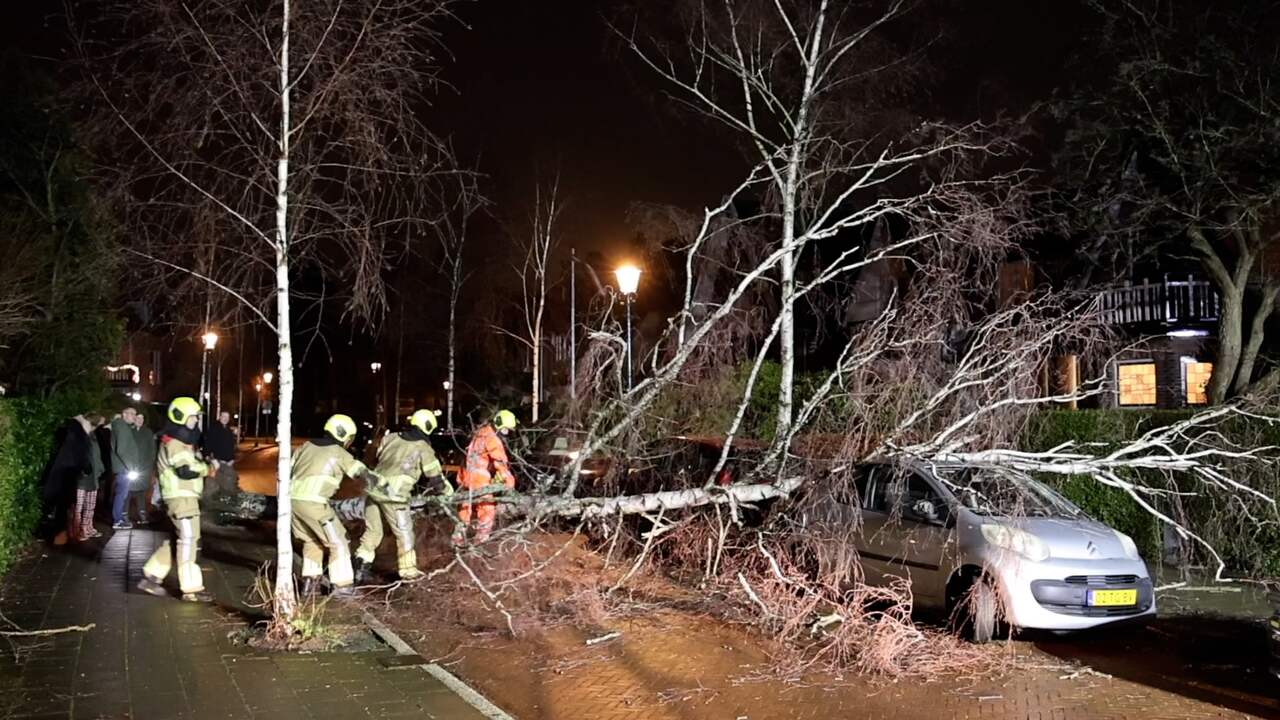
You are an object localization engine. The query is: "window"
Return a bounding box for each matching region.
[1117,362,1157,406]
[866,468,939,515]
[1184,361,1212,405]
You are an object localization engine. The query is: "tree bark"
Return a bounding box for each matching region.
[272,0,296,620]
[1232,284,1279,395]
[332,477,805,523]
[1209,283,1243,405]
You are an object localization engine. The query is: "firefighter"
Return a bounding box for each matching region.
[290,414,374,597]
[452,410,518,546]
[137,397,218,602]
[354,409,449,583]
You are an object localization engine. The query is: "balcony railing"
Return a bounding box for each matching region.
[1099,277,1220,327]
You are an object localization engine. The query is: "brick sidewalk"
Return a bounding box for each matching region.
[0,526,494,720]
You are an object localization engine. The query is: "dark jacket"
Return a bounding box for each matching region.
[136,426,158,477]
[202,421,237,463]
[41,419,94,504]
[109,417,141,474]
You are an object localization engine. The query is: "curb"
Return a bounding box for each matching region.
[361,610,516,720]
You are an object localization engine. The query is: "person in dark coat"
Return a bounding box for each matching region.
[40,413,105,545]
[201,411,239,500]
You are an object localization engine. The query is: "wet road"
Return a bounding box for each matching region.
[234,441,364,498]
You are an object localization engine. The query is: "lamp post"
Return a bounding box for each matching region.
[200,331,219,429]
[254,381,263,444]
[615,264,641,392]
[370,362,384,428]
[261,371,273,442]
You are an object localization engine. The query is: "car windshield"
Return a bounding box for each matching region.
[940,467,1083,518]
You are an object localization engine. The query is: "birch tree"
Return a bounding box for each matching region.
[75,0,460,619]
[434,175,484,431]
[497,177,564,424]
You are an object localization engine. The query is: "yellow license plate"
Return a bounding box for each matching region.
[1088,589,1137,606]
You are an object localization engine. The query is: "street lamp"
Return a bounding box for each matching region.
[256,370,273,445]
[199,331,219,429]
[370,362,384,427]
[615,264,641,392]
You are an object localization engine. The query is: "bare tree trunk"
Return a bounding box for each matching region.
[273,0,296,619]
[394,305,404,423]
[532,302,543,423]
[777,225,796,442]
[1232,284,1278,395]
[1210,284,1244,404]
[447,289,457,431]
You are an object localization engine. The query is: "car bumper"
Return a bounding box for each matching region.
[989,556,1157,631]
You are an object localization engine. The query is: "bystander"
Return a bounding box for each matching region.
[109,407,142,529]
[40,412,105,545]
[202,410,239,500]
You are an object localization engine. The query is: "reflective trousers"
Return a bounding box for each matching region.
[456,498,497,541]
[142,497,204,594]
[292,500,353,587]
[355,499,420,578]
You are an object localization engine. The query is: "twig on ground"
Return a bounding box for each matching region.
[0,623,96,637]
[585,631,621,646]
[454,551,516,637]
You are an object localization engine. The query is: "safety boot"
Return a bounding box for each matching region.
[330,584,356,599]
[181,589,214,603]
[301,577,324,598]
[352,557,373,586]
[137,576,167,597]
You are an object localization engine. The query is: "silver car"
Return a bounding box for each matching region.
[846,462,1156,641]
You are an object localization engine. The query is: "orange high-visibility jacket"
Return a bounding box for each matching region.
[460,424,515,490]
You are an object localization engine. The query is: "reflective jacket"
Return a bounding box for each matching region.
[158,435,209,500]
[290,439,367,504]
[459,425,514,490]
[371,431,445,503]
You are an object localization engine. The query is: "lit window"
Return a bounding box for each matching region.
[1118,362,1157,406]
[1185,362,1213,405]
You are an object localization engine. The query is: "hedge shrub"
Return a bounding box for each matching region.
[0,395,100,575]
[1023,409,1280,578]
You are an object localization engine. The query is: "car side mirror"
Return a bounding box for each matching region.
[911,499,938,522]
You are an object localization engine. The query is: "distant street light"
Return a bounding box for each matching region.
[442,380,451,391]
[199,331,220,430]
[615,264,641,392]
[370,362,383,373]
[262,370,274,384]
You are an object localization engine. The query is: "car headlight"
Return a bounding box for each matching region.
[1115,530,1140,560]
[981,523,1050,562]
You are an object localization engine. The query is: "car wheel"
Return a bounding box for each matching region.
[970,576,999,644]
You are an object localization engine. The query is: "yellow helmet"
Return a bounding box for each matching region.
[167,397,203,424]
[323,414,358,444]
[493,409,517,432]
[409,409,439,435]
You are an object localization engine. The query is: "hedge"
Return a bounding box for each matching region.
[1023,409,1280,578]
[0,395,98,575]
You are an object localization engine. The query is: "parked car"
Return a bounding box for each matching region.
[842,462,1156,641]
[522,431,761,495]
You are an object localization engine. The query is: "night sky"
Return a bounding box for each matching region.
[0,0,1095,426]
[1,1,1087,256]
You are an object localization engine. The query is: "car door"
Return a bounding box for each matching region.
[858,468,953,606]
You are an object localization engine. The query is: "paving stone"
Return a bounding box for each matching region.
[1,526,495,720]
